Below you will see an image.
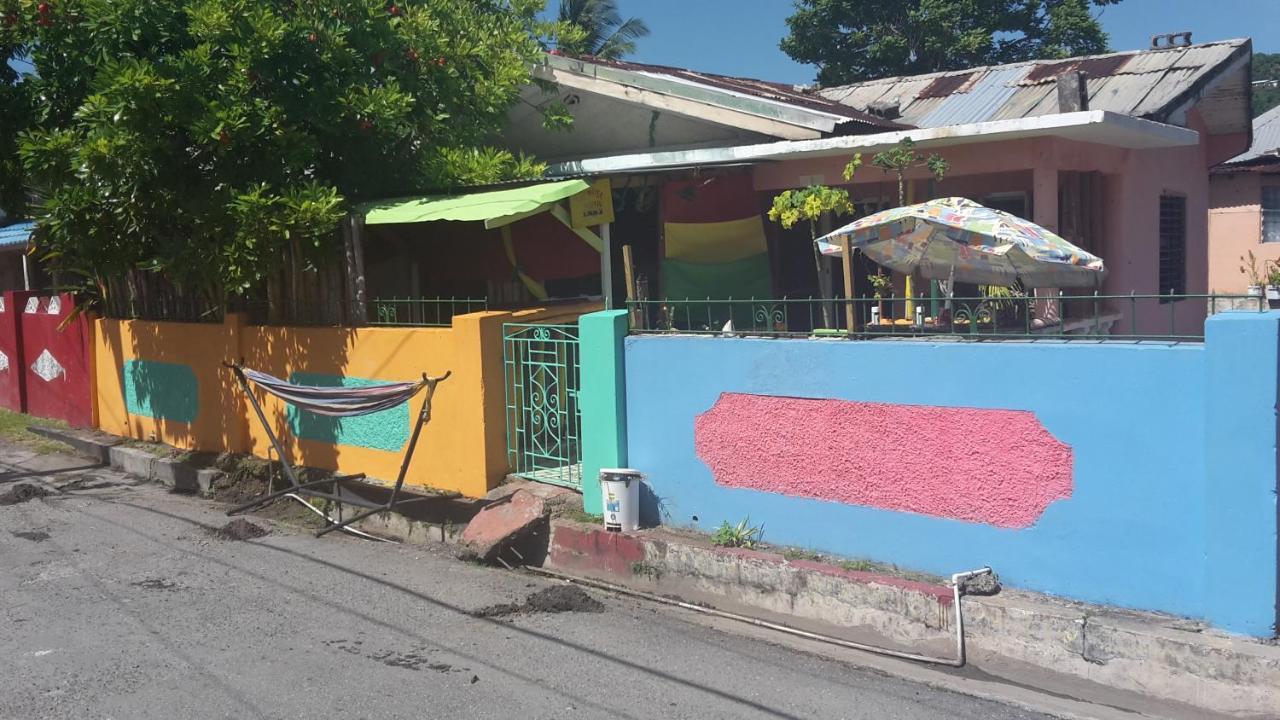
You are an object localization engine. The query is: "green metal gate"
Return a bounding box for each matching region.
[503,323,583,489]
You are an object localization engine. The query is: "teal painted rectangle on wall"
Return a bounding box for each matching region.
[123,359,199,423]
[287,372,409,453]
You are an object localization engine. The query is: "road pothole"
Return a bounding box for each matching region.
[11,530,51,542]
[131,578,182,592]
[471,585,605,618]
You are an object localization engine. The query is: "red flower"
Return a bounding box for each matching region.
[436,56,446,66]
[406,49,419,62]
[358,119,373,132]
[307,32,317,43]
[388,4,400,15]
[219,130,230,146]
[37,2,50,14]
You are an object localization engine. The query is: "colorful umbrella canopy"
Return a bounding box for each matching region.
[815,197,1106,288]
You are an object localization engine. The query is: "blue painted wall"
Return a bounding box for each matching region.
[288,372,409,452]
[123,359,198,423]
[622,313,1280,636]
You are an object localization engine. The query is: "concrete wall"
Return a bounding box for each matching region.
[93,312,511,497]
[1209,172,1280,293]
[608,312,1280,636]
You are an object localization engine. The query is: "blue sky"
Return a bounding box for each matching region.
[9,1,1277,83]
[612,0,1280,84]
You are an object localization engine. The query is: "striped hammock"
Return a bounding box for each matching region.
[242,368,425,417]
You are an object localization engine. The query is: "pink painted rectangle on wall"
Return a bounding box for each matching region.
[695,393,1073,528]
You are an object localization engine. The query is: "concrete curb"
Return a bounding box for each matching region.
[27,425,121,464]
[546,521,1280,718]
[32,427,225,497]
[107,445,222,495]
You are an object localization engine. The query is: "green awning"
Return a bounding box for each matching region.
[357,179,591,227]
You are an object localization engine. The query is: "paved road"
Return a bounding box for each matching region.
[0,445,1054,720]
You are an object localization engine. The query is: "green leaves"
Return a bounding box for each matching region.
[781,0,1121,86]
[9,0,553,307]
[767,185,853,236]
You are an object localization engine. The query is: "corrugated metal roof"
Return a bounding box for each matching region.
[917,67,1024,129]
[818,39,1250,129]
[559,55,906,132]
[0,221,33,250]
[1223,105,1280,165]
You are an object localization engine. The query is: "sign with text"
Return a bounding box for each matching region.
[569,178,614,228]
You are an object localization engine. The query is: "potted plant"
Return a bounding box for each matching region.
[868,270,892,325]
[1241,251,1264,297]
[1267,260,1280,307]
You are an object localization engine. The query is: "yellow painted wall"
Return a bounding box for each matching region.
[93,316,247,453]
[93,311,515,497]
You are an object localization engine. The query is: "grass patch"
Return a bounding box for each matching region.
[838,559,883,573]
[0,409,72,454]
[557,505,604,525]
[782,548,822,562]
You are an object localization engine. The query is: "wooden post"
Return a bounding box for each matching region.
[348,215,368,326]
[600,222,614,310]
[840,236,856,335]
[622,244,639,328]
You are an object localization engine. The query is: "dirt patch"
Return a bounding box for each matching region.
[0,483,55,506]
[471,584,605,618]
[12,530,50,542]
[208,459,330,530]
[210,518,270,541]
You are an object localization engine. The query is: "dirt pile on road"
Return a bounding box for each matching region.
[211,518,270,541]
[471,585,604,618]
[0,483,55,506]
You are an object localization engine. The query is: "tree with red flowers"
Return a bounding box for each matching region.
[9,0,566,311]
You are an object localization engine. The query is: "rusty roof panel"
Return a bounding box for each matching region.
[814,38,1248,129]
[1022,54,1133,84]
[917,71,978,98]
[917,66,1025,128]
[1118,51,1184,75]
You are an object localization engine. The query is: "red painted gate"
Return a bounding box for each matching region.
[0,291,93,427]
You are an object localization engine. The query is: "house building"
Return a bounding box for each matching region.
[502,39,1253,336]
[1208,105,1280,292]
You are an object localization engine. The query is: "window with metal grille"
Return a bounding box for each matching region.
[1263,186,1280,243]
[1158,194,1186,299]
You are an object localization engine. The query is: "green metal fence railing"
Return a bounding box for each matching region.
[367,297,488,327]
[626,292,1268,342]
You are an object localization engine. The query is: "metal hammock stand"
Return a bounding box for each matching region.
[223,361,451,538]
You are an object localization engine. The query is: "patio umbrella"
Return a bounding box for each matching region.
[814,197,1105,288]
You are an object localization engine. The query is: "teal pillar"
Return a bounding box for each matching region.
[579,309,629,514]
[1203,310,1280,636]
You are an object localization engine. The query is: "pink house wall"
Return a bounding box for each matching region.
[752,116,1228,336]
[1209,172,1280,293]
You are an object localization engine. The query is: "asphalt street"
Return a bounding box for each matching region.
[0,444,1055,720]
